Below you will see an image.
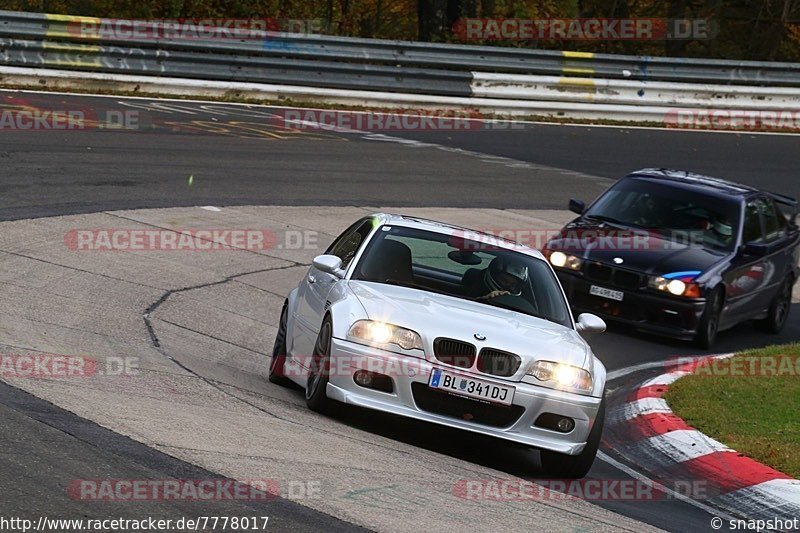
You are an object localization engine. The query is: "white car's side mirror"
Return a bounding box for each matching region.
[576,313,606,335]
[312,254,345,278]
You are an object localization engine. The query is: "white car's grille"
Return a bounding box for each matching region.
[477,348,521,377]
[433,338,475,368]
[433,339,522,378]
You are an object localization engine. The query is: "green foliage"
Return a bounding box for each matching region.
[5,0,799,60]
[666,344,800,478]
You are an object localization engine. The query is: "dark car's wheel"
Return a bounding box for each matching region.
[539,398,605,479]
[306,315,334,413]
[756,276,793,334]
[695,288,723,349]
[268,302,291,386]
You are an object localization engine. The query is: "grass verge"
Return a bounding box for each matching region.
[665,343,800,478]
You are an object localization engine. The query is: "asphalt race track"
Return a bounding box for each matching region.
[2,91,799,220]
[1,89,799,532]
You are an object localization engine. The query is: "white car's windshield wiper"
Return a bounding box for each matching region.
[478,298,557,324]
[366,278,564,325]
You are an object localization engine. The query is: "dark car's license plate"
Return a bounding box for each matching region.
[590,285,624,301]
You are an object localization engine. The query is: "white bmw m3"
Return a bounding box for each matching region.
[270,214,607,478]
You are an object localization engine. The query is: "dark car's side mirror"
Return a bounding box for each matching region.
[569,199,585,215]
[742,242,769,257]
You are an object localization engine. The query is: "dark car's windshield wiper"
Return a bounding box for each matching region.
[583,214,636,227]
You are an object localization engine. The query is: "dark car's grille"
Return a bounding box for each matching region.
[433,338,476,368]
[586,262,644,290]
[411,383,524,428]
[477,348,521,377]
[613,269,643,289]
[573,292,640,320]
[586,263,612,282]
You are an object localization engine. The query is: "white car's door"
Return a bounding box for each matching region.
[291,218,374,368]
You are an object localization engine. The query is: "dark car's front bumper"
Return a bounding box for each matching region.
[556,270,707,340]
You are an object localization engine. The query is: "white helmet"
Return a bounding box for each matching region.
[714,219,732,237]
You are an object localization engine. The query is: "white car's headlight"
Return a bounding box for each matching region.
[348,320,423,351]
[527,360,593,393]
[547,250,583,271]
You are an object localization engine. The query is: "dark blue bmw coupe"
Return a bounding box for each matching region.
[543,169,799,348]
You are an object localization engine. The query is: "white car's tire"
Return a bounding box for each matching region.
[306,315,334,413]
[268,302,292,386]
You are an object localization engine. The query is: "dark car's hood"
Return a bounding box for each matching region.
[548,220,727,276]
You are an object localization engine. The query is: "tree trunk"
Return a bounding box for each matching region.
[417,0,437,40]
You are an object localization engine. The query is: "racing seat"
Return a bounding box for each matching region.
[361,239,414,284]
[461,268,484,295]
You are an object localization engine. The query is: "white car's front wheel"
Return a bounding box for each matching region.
[306,315,334,413]
[268,302,291,386]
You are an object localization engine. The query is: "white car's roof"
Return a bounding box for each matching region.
[372,213,546,261]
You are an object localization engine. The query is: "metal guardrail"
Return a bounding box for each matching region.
[3,10,800,86]
[0,9,799,121]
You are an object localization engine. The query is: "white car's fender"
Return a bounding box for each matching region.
[326,281,369,341]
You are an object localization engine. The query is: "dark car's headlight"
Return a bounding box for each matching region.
[348,320,423,351]
[527,360,593,394]
[545,250,583,271]
[648,276,702,298]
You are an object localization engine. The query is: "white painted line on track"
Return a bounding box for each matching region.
[641,371,690,387]
[606,360,673,382]
[726,478,800,508]
[714,479,800,522]
[750,479,800,507]
[597,451,739,522]
[645,430,732,462]
[620,397,672,420]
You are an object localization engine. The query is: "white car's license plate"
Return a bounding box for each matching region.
[590,285,624,301]
[428,368,515,406]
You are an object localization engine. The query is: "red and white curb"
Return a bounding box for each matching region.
[610,354,800,522]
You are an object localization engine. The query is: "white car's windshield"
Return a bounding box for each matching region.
[352,225,572,327]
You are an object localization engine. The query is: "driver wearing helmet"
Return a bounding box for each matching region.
[709,215,734,246]
[633,194,666,227]
[466,256,529,300]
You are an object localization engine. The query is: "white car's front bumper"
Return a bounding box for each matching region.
[325,338,603,455]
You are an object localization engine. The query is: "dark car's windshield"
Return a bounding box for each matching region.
[585,177,741,251]
[352,225,572,327]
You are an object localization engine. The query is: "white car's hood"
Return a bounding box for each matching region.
[348,281,589,369]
